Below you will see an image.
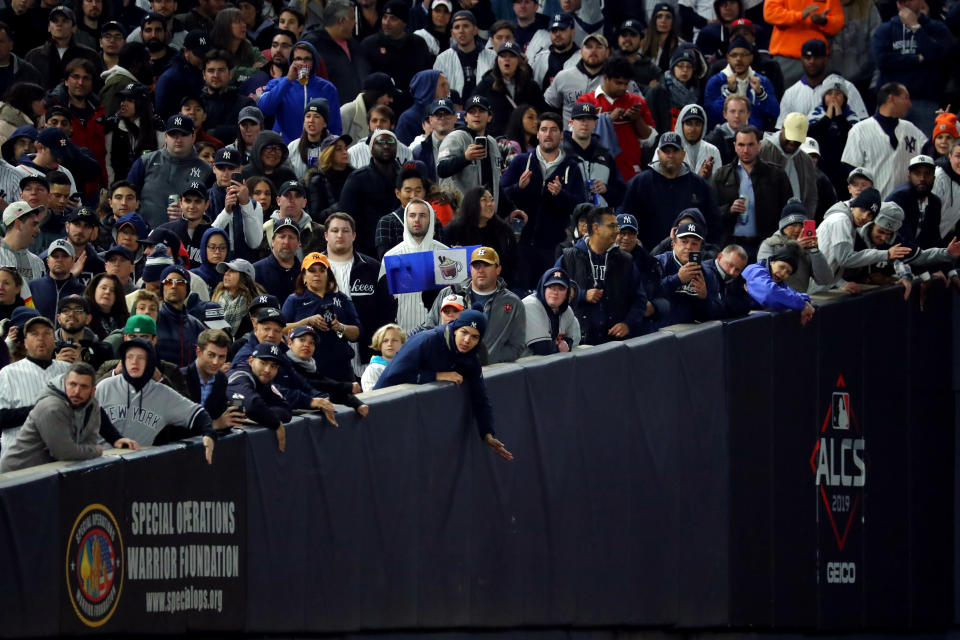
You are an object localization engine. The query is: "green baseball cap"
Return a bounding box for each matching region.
[123,314,157,336]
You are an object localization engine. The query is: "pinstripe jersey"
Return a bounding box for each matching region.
[0,159,23,203]
[0,359,71,458]
[841,117,927,198]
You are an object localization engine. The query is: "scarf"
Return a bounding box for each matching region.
[873,112,900,150]
[286,349,317,373]
[664,71,699,110]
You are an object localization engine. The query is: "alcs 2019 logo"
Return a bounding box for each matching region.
[66,504,124,627]
[809,375,865,583]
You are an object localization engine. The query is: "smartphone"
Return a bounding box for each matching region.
[228,394,245,410]
[231,172,243,184]
[688,251,702,265]
[474,136,487,151]
[802,220,816,237]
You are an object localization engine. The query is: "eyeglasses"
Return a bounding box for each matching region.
[207,244,228,252]
[60,307,86,315]
[374,138,397,146]
[101,33,124,41]
[162,278,187,286]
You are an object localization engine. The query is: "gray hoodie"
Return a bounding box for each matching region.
[0,376,101,472]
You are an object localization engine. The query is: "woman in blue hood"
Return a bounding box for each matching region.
[394,69,448,145]
[374,309,514,461]
[258,41,343,144]
[189,228,230,294]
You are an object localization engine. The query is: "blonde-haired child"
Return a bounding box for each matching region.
[361,323,407,392]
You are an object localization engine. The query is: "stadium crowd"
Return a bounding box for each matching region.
[1,0,959,469]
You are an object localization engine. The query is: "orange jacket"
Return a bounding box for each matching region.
[764,0,845,58]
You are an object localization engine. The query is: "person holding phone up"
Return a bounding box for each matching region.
[757,199,834,292]
[208,147,265,263]
[656,221,722,324]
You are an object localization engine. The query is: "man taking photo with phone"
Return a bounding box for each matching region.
[657,221,721,324]
[207,147,264,262]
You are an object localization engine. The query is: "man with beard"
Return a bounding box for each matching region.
[530,13,580,91]
[501,111,586,288]
[137,13,178,79]
[887,155,944,249]
[127,114,213,228]
[254,219,302,301]
[612,19,663,89]
[96,339,216,463]
[545,33,611,123]
[704,36,779,131]
[28,239,84,321]
[61,206,105,286]
[267,30,294,70]
[52,294,113,368]
[759,112,818,219]
[201,50,257,143]
[125,0,186,50]
[339,129,403,256]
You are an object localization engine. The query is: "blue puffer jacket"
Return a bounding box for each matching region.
[395,69,442,145]
[156,301,207,367]
[743,259,811,312]
[189,227,228,294]
[257,41,343,143]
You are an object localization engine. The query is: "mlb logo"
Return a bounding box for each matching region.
[831,392,850,430]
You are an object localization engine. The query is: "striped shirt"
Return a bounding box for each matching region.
[0,359,71,461]
[841,117,927,198]
[0,239,45,306]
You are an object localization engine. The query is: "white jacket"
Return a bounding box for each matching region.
[433,44,496,96]
[811,209,888,291]
[933,165,960,239]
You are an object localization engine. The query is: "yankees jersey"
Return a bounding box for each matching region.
[94,375,204,445]
[0,360,71,455]
[841,117,927,198]
[0,240,44,306]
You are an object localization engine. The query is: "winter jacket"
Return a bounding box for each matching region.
[557,237,650,343]
[520,267,581,355]
[887,184,944,249]
[712,157,793,242]
[262,210,325,260]
[0,377,102,472]
[156,218,213,268]
[811,209,889,290]
[257,41,343,144]
[561,131,626,208]
[338,160,402,256]
[437,128,503,207]
[127,148,213,228]
[423,277,526,364]
[281,289,360,381]
[253,253,302,302]
[743,259,811,311]
[656,249,722,325]
[872,14,952,102]
[210,193,264,264]
[225,363,291,430]
[0,53,41,98]
[704,67,779,130]
[759,133,819,219]
[360,32,434,106]
[373,322,496,441]
[705,257,751,318]
[619,161,721,250]
[104,115,162,185]
[42,85,107,196]
[27,274,84,321]
[764,0,844,59]
[25,39,103,89]
[154,53,205,119]
[933,159,960,240]
[474,72,546,138]
[188,227,229,293]
[302,26,370,106]
[395,70,442,145]
[240,130,298,186]
[156,301,207,367]
[757,231,833,292]
[325,250,397,363]
[202,84,257,143]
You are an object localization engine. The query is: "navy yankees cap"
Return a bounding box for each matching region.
[571,102,599,119]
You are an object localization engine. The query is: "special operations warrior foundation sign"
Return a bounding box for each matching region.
[65,504,124,627]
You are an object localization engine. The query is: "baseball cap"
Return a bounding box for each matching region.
[432,0,453,10]
[238,106,264,125]
[730,17,755,31]
[37,127,69,158]
[571,102,599,119]
[18,175,49,195]
[908,154,935,169]
[250,294,280,313]
[849,187,881,215]
[549,12,574,29]
[874,202,905,232]
[123,314,158,335]
[47,238,75,258]
[782,112,809,143]
[847,166,874,184]
[104,244,134,262]
[290,325,318,340]
[320,134,353,153]
[799,137,820,157]
[214,147,241,167]
[140,10,164,26]
[428,98,455,115]
[50,5,75,22]
[675,221,704,240]
[57,294,89,313]
[216,258,256,280]
[9,306,39,330]
[497,41,522,57]
[100,20,126,36]
[658,132,683,150]
[618,19,642,34]
[180,180,207,198]
[440,294,466,311]
[183,30,210,55]
[273,218,301,238]
[451,9,476,24]
[278,180,306,197]
[582,33,608,47]
[251,342,283,362]
[301,252,330,271]
[616,213,638,231]
[470,246,500,265]
[24,315,54,333]
[542,269,571,288]
[256,307,285,325]
[119,82,149,100]
[465,94,492,112]
[165,114,195,134]
[66,206,100,227]
[801,38,827,57]
[680,105,706,124]
[362,72,398,95]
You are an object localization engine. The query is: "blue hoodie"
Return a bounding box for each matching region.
[189,227,228,294]
[395,69,442,146]
[257,41,343,144]
[374,309,495,440]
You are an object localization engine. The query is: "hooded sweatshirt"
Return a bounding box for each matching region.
[933,157,960,239]
[257,41,343,144]
[95,339,213,445]
[241,130,298,185]
[374,309,496,441]
[379,200,448,332]
[189,227,229,293]
[520,267,581,356]
[674,104,722,181]
[395,70,443,146]
[0,375,102,472]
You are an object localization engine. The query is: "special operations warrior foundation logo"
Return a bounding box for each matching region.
[66,504,124,627]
